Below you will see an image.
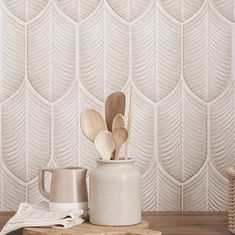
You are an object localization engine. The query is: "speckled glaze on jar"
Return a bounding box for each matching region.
[89,159,141,226]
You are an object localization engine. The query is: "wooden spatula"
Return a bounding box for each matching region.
[105,92,125,132]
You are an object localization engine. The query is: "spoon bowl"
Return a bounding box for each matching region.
[94,131,116,160]
[112,114,125,132]
[80,109,106,142]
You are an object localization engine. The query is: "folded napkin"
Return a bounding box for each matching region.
[0,201,87,235]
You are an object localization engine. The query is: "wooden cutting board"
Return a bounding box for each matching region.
[22,220,161,235]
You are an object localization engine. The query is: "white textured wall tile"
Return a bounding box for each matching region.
[53,81,79,167]
[0,5,25,102]
[0,0,234,211]
[208,4,232,100]
[2,82,51,183]
[158,166,182,211]
[107,0,151,22]
[158,82,182,182]
[183,166,208,211]
[159,0,204,22]
[182,84,207,182]
[79,2,104,101]
[105,2,129,97]
[55,0,100,22]
[210,83,234,177]
[27,1,76,102]
[131,0,156,102]
[2,84,27,182]
[183,3,208,101]
[210,0,234,21]
[141,159,157,211]
[1,166,26,211]
[208,163,228,211]
[130,88,155,174]
[3,0,49,22]
[26,84,51,181]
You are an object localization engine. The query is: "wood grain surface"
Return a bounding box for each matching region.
[0,212,230,235]
[22,220,161,235]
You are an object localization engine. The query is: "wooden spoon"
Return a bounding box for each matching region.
[112,114,125,132]
[113,127,128,160]
[105,92,125,132]
[80,109,106,142]
[94,131,116,160]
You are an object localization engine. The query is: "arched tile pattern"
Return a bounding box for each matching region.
[0,0,234,211]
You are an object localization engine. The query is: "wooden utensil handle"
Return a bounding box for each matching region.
[125,86,133,160]
[114,147,120,160]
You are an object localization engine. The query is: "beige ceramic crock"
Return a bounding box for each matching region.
[38,167,88,212]
[89,159,141,226]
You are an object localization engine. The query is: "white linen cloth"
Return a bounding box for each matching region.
[0,201,87,235]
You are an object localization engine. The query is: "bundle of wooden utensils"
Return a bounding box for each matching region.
[80,90,133,160]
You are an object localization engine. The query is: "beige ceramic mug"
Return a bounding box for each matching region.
[38,167,88,212]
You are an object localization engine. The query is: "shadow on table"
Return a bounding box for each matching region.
[8,229,22,235]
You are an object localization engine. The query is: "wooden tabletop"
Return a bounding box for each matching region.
[0,212,230,235]
[23,220,161,235]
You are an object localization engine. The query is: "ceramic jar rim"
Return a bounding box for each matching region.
[97,158,134,164]
[52,167,87,171]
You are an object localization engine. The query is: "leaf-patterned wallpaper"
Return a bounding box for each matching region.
[0,0,234,211]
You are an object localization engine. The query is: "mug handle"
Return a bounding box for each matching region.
[38,168,52,200]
